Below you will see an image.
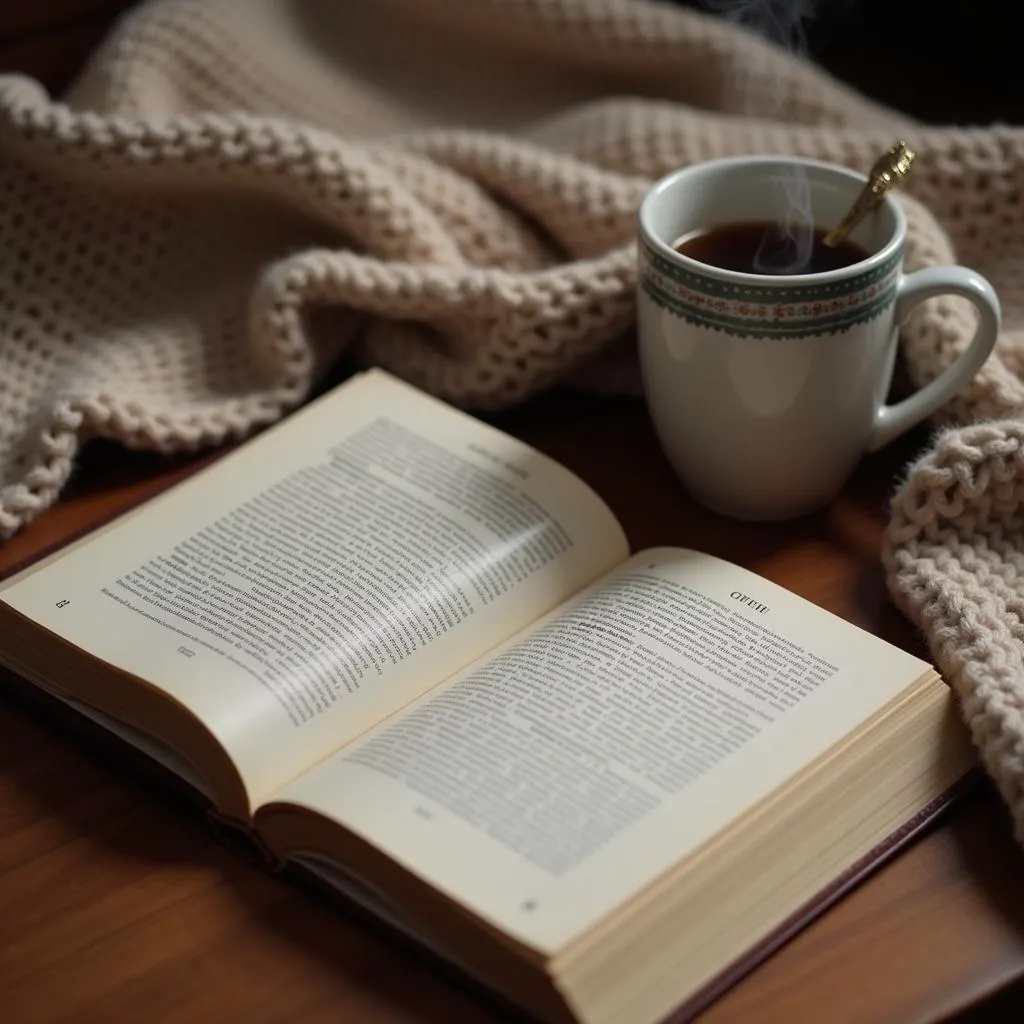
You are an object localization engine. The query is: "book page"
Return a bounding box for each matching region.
[268,547,930,954]
[0,371,627,807]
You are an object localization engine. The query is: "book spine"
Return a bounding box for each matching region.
[206,808,281,871]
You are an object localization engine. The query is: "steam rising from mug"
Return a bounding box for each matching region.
[702,0,823,274]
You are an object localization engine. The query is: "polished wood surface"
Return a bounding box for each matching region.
[3,385,1024,1024]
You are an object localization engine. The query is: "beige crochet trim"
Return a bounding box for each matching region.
[884,424,1024,839]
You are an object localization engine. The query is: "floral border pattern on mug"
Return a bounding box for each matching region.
[640,239,902,340]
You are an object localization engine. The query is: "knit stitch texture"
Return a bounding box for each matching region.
[3,0,1024,835]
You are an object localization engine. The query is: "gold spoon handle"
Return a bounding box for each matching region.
[822,140,916,248]
[821,190,886,248]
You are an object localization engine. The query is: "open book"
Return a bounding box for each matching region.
[0,369,975,1024]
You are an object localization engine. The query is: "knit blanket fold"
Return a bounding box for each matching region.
[3,0,1024,837]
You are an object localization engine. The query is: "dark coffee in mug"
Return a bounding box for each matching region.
[674,220,868,276]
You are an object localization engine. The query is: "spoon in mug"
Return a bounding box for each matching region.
[822,140,916,248]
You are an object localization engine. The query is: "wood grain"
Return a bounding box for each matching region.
[3,386,1024,1023]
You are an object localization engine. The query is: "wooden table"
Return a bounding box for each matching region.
[4,381,1024,1024]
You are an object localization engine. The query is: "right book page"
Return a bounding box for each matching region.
[265,547,935,956]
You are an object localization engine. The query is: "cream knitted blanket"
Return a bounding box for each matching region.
[3,0,1024,837]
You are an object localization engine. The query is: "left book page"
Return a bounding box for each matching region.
[0,370,628,812]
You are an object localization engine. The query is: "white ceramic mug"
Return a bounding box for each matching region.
[637,156,1001,521]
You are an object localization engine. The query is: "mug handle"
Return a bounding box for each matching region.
[867,266,1001,452]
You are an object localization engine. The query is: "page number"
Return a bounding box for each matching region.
[55,599,70,608]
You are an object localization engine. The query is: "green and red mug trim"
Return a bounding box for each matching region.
[640,238,901,339]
